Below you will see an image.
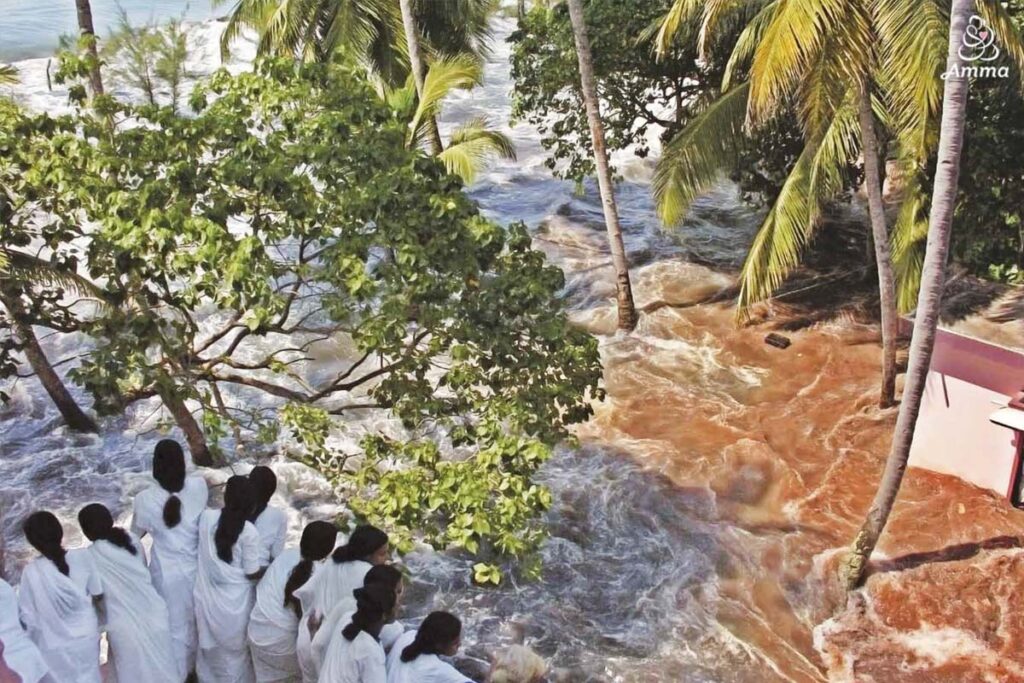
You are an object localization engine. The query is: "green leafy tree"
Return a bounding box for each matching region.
[103,11,193,112]
[4,61,601,574]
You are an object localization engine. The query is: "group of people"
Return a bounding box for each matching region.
[0,439,548,683]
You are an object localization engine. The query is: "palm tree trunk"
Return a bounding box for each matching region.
[518,0,526,21]
[74,0,104,97]
[159,387,215,467]
[858,82,898,408]
[566,0,638,331]
[841,0,974,591]
[399,0,444,155]
[11,316,99,433]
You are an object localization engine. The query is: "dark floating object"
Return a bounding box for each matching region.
[765,333,792,350]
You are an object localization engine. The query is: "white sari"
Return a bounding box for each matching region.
[294,560,371,683]
[252,506,288,568]
[384,631,471,683]
[317,619,385,683]
[194,509,262,683]
[131,474,208,676]
[0,578,48,683]
[17,555,102,683]
[84,537,180,683]
[248,548,304,682]
[312,599,403,672]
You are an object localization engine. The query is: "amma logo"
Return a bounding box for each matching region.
[944,15,1010,79]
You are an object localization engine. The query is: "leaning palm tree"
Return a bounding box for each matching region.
[841,0,977,590]
[399,0,444,154]
[388,55,516,183]
[566,0,639,331]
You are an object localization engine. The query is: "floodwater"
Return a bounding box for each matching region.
[3,12,1024,683]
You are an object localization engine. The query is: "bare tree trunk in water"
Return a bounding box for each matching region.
[399,0,444,155]
[160,388,214,467]
[518,0,526,21]
[74,0,105,97]
[10,314,99,433]
[858,81,898,408]
[841,0,973,591]
[566,0,638,331]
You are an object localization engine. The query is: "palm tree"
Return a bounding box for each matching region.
[840,0,976,590]
[651,0,1024,408]
[387,55,516,183]
[0,65,17,86]
[566,0,639,331]
[74,0,105,96]
[399,0,445,154]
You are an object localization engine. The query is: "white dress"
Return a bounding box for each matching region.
[312,599,403,672]
[194,509,261,683]
[248,548,304,682]
[384,630,471,683]
[131,474,208,676]
[252,507,288,568]
[0,578,48,683]
[294,560,371,683]
[84,536,181,683]
[17,554,102,683]
[317,621,385,683]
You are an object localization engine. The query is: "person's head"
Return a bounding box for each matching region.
[247,466,277,523]
[23,511,69,575]
[153,439,186,528]
[489,645,548,683]
[363,563,404,612]
[78,503,137,556]
[341,583,397,642]
[215,475,254,563]
[400,611,463,662]
[283,520,338,617]
[332,524,389,566]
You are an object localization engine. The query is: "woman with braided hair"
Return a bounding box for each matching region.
[385,611,472,683]
[248,520,337,683]
[77,503,180,683]
[194,475,263,683]
[317,583,396,683]
[17,511,102,683]
[130,438,209,677]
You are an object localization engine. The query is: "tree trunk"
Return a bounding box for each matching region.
[841,0,974,591]
[566,0,638,331]
[399,0,445,155]
[160,387,215,467]
[518,0,526,21]
[74,0,105,97]
[11,316,99,433]
[858,81,898,408]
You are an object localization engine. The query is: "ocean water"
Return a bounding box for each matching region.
[0,0,218,61]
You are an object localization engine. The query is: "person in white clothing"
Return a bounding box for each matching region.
[131,439,209,678]
[247,467,288,569]
[317,584,396,683]
[311,565,405,671]
[295,526,389,683]
[18,511,103,683]
[194,475,264,683]
[0,578,48,683]
[386,612,472,683]
[248,521,338,683]
[77,503,181,683]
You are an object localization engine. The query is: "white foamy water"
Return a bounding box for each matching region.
[0,15,797,682]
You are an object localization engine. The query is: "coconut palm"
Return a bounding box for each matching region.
[74,0,105,96]
[399,0,444,153]
[651,0,1024,407]
[841,0,977,590]
[566,0,639,331]
[387,55,516,183]
[0,65,17,86]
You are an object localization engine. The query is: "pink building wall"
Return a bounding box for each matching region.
[907,327,1024,497]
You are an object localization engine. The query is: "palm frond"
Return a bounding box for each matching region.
[698,0,770,63]
[653,82,750,226]
[736,98,860,314]
[975,0,1024,94]
[0,64,18,86]
[746,0,851,128]
[653,0,703,59]
[722,0,778,91]
[0,249,114,308]
[889,171,930,312]
[408,55,483,149]
[438,117,516,183]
